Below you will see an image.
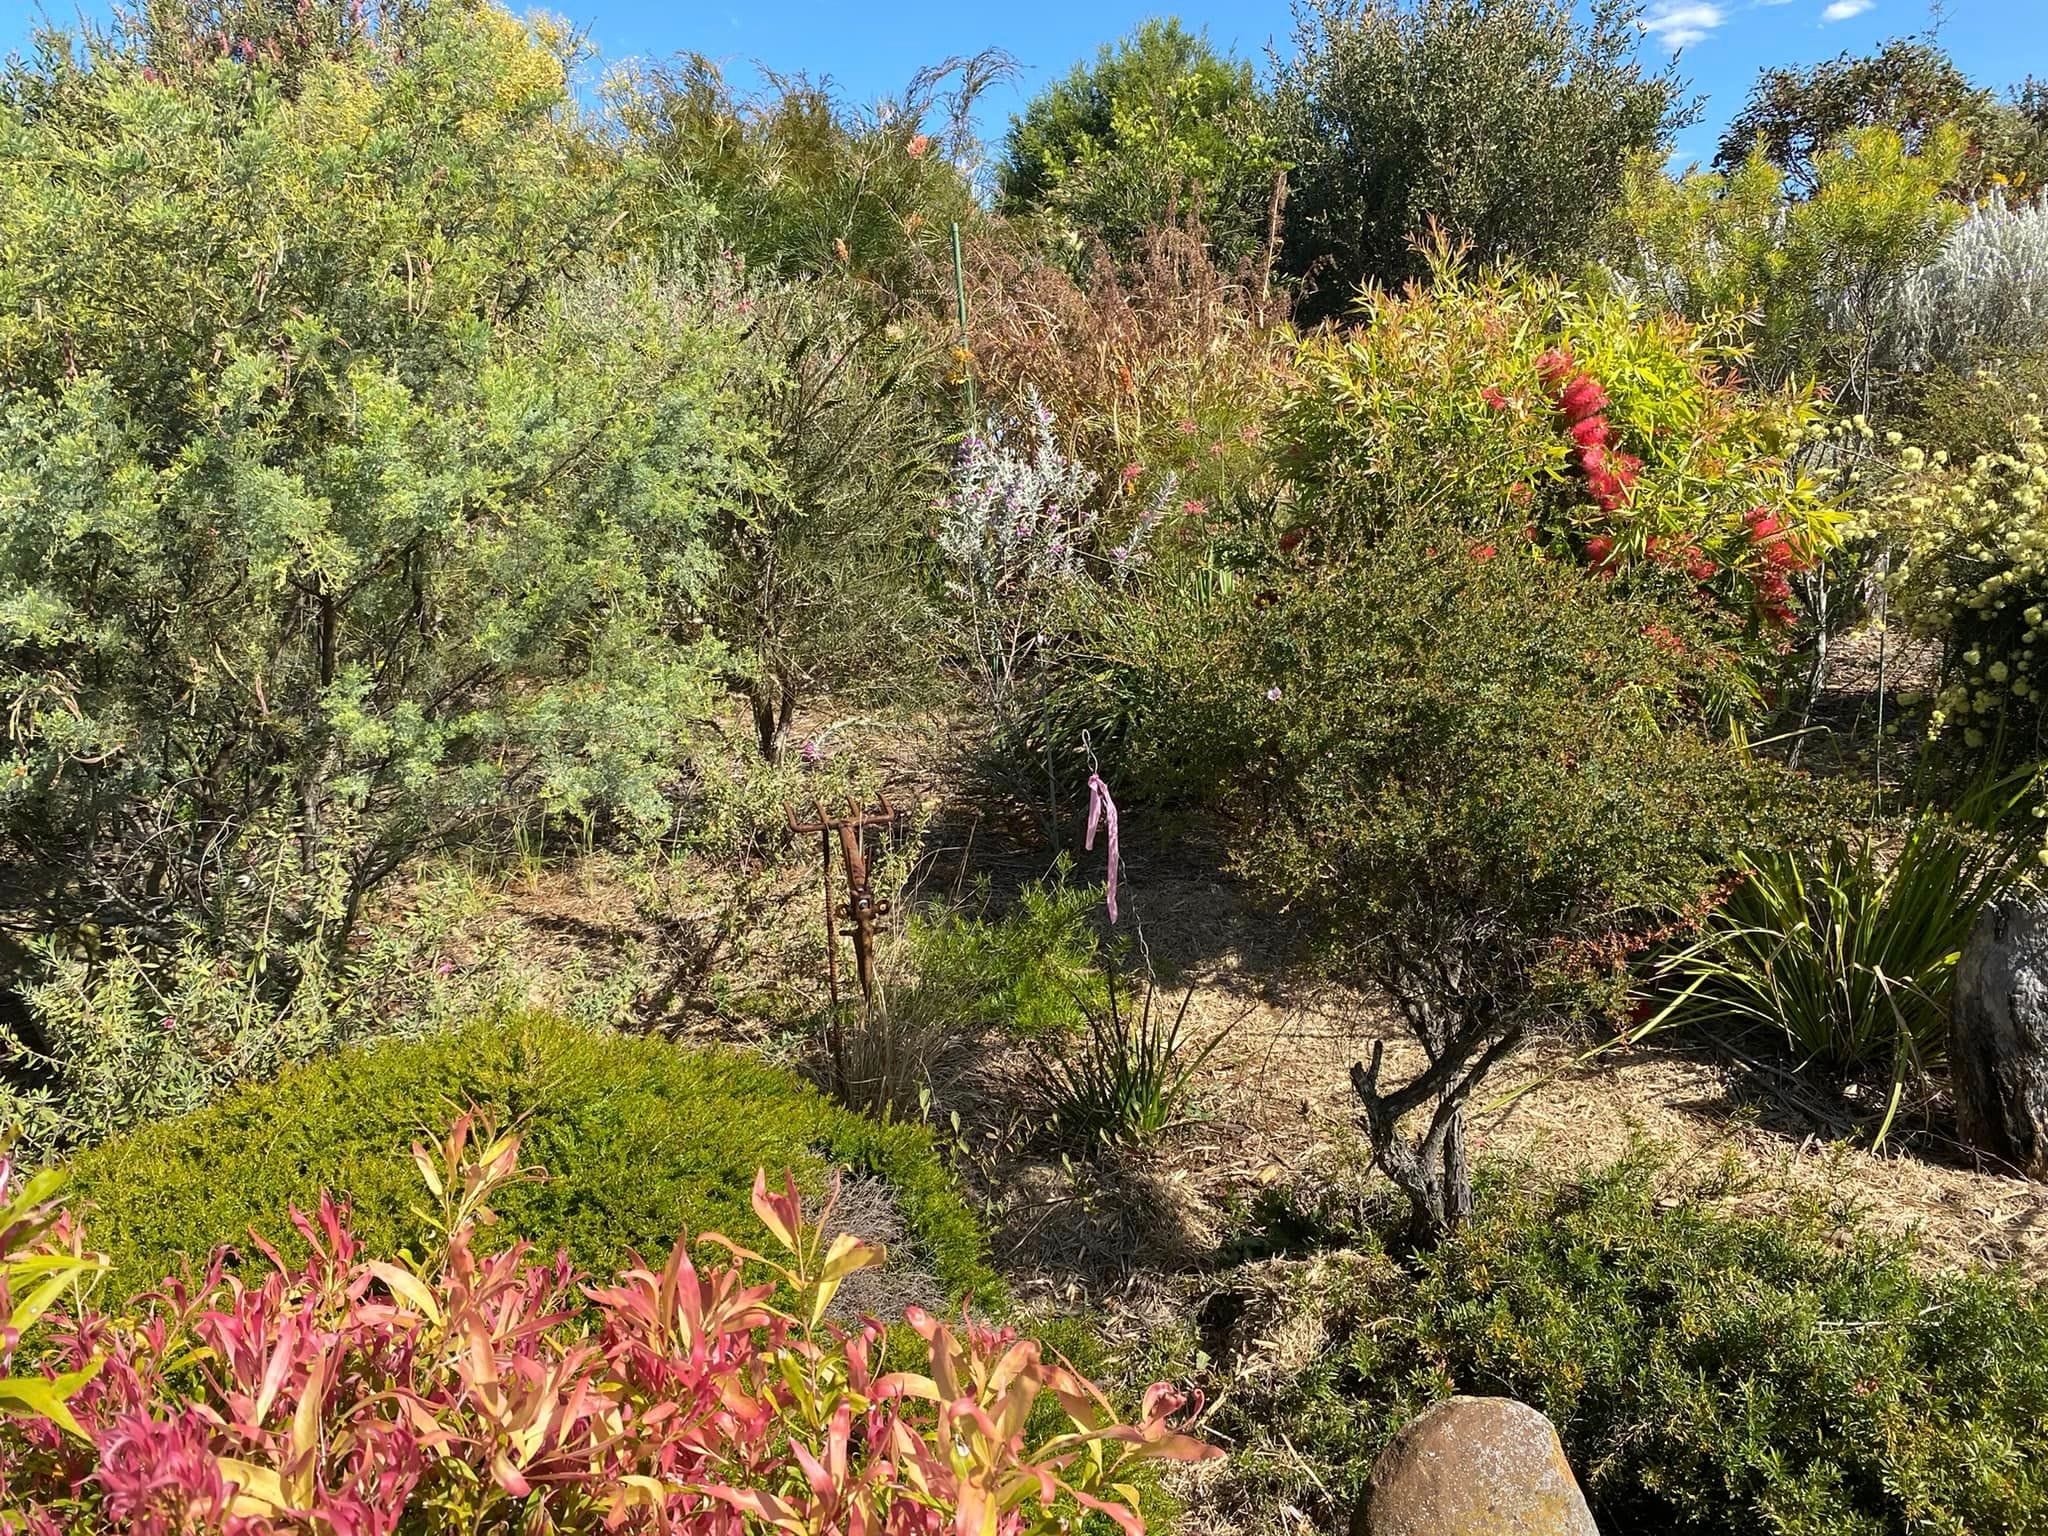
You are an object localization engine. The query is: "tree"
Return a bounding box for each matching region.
[1715,38,2036,196]
[1271,0,1680,318]
[0,2,754,985]
[709,286,951,759]
[997,20,1276,265]
[1612,126,1965,403]
[615,52,1007,309]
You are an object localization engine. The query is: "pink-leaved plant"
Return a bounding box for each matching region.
[0,1119,1215,1534]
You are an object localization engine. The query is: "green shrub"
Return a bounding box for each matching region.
[1112,513,1804,1234]
[1273,0,1679,314]
[1277,250,1838,655]
[907,867,1107,1038]
[64,1012,996,1303]
[996,19,1276,264]
[0,4,752,992]
[1608,125,1963,399]
[1216,1156,2048,1536]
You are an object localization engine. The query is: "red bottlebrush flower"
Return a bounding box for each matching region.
[1745,507,1783,541]
[1557,375,1610,425]
[1522,522,1541,542]
[1641,622,1687,655]
[1469,542,1498,561]
[1687,552,1718,583]
[1278,527,1306,553]
[1578,442,1607,477]
[1507,481,1534,507]
[1584,534,1616,570]
[1536,348,1577,389]
[906,133,932,159]
[1480,385,1512,412]
[1569,416,1612,449]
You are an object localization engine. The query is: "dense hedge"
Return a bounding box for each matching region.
[1217,1156,2048,1536]
[66,1013,996,1303]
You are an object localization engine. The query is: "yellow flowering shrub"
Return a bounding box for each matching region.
[1863,408,2048,760]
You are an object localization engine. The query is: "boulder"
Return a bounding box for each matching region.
[1953,896,2048,1179]
[1349,1396,1597,1536]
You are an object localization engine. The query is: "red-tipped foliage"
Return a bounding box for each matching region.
[0,1122,1216,1534]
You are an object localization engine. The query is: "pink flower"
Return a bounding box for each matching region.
[1536,348,1577,389]
[1468,542,1497,561]
[1480,385,1512,412]
[1557,375,1610,426]
[1265,686,1283,702]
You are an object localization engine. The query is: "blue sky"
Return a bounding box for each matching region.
[3,0,2042,173]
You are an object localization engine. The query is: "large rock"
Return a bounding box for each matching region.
[1953,896,2048,1178]
[1350,1396,1597,1536]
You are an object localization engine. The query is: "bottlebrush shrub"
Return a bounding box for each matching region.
[0,1118,1216,1534]
[1275,246,1838,654]
[1859,410,2048,774]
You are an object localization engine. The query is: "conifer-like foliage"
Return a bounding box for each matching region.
[0,1,757,972]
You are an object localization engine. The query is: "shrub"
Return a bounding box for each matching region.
[996,20,1277,265]
[957,220,1291,523]
[906,867,1107,1038]
[712,283,952,758]
[1657,809,2019,1131]
[1277,250,1838,659]
[1609,127,1965,402]
[1880,194,2048,374]
[1211,1155,2048,1536]
[62,1012,997,1302]
[614,50,998,306]
[1272,0,1679,315]
[937,395,1179,725]
[1859,407,2048,775]
[0,1119,1216,1532]
[0,7,752,983]
[1114,514,1802,1236]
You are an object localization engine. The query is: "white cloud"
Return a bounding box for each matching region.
[1821,0,1873,19]
[1640,1,1726,47]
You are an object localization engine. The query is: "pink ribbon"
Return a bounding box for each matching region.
[1085,772,1120,924]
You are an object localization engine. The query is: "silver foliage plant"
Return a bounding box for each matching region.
[937,390,1172,715]
[1883,194,2048,372]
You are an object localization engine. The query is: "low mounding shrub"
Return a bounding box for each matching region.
[0,1120,1216,1533]
[64,1012,995,1302]
[1215,1156,2048,1536]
